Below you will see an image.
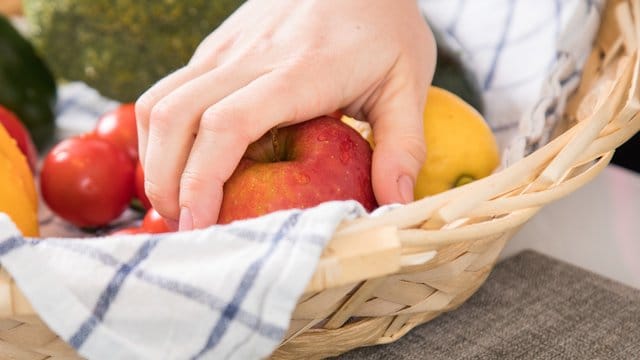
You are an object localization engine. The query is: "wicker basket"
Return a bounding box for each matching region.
[1,0,639,359]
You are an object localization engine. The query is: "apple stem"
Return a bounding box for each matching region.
[270,128,281,161]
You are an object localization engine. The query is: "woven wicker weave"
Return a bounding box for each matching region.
[1,0,639,358]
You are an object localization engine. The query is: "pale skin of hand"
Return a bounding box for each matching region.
[135,0,436,230]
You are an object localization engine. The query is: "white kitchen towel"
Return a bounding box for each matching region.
[0,201,366,359]
[0,1,605,359]
[420,0,604,164]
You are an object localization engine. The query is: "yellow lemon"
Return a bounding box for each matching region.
[0,123,39,237]
[414,86,499,198]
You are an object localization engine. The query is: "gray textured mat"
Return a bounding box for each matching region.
[339,250,640,359]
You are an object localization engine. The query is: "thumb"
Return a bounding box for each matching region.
[367,88,427,205]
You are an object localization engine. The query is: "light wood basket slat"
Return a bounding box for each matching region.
[0,0,639,358]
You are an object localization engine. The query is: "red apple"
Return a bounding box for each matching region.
[218,116,377,224]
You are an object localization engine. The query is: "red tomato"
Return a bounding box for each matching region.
[135,161,152,210]
[0,106,38,171]
[94,103,138,161]
[40,135,135,228]
[110,227,143,236]
[141,208,173,233]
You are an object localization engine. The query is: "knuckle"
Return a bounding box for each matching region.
[287,52,321,76]
[200,107,252,143]
[148,100,178,134]
[403,133,427,159]
[405,135,427,168]
[378,133,426,170]
[201,105,237,125]
[134,94,154,124]
[251,35,275,57]
[200,107,229,128]
[149,100,172,124]
[179,170,223,207]
[179,170,208,196]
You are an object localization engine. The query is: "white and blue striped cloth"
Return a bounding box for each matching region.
[0,202,367,359]
[0,1,603,359]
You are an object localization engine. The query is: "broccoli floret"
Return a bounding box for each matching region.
[24,0,244,101]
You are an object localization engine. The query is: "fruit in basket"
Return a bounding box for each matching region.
[218,116,377,224]
[0,106,38,171]
[414,86,499,198]
[40,135,135,228]
[0,14,56,151]
[109,208,172,235]
[338,86,498,198]
[94,103,138,161]
[94,103,152,211]
[141,208,172,234]
[23,0,244,101]
[0,123,39,237]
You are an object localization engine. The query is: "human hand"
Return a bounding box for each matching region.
[136,0,436,230]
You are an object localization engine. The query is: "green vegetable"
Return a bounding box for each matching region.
[23,0,245,102]
[432,30,484,114]
[0,15,56,151]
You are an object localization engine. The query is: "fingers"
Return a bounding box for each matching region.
[134,0,437,226]
[178,68,337,229]
[368,82,428,206]
[136,63,212,165]
[140,62,264,221]
[176,113,247,230]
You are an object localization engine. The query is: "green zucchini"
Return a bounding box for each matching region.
[432,29,484,114]
[0,14,56,151]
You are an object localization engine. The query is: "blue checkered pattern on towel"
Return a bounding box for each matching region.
[0,202,365,359]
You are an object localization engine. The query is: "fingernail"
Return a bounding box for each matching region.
[398,175,415,204]
[179,207,193,231]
